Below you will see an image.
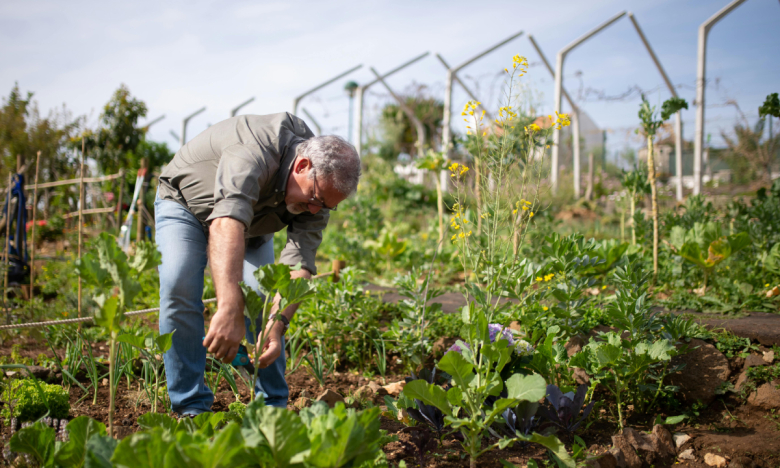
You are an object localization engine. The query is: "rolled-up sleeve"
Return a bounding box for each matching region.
[206,145,271,229]
[279,210,329,274]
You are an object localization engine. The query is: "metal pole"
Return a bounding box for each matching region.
[142,114,165,130]
[3,173,11,322]
[78,140,84,321]
[435,55,495,122]
[29,151,41,316]
[231,97,255,117]
[292,64,363,116]
[354,52,429,156]
[181,107,206,147]
[627,12,685,201]
[552,11,626,194]
[301,108,322,136]
[116,170,124,236]
[573,111,581,198]
[694,0,746,195]
[369,68,426,157]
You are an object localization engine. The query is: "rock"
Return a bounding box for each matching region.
[679,448,695,460]
[609,447,627,468]
[315,389,344,408]
[382,380,405,397]
[704,453,727,467]
[746,379,780,410]
[668,338,730,405]
[744,354,767,370]
[673,433,691,449]
[509,321,522,332]
[611,435,642,468]
[728,456,756,468]
[573,367,590,385]
[734,371,749,392]
[652,425,676,457]
[584,453,619,468]
[292,397,309,409]
[354,381,388,403]
[102,378,109,387]
[565,335,586,357]
[622,427,654,451]
[763,350,775,363]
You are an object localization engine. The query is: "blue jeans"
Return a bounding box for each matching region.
[155,196,288,414]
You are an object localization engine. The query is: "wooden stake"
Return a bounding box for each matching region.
[78,140,85,321]
[3,172,12,323]
[116,170,124,236]
[29,151,41,317]
[136,159,147,244]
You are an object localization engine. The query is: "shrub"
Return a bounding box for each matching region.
[2,378,70,422]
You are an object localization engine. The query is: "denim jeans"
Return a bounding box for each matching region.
[154,195,288,414]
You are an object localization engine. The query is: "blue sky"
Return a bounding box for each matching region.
[1,0,778,159]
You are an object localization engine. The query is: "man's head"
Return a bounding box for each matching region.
[285,135,361,215]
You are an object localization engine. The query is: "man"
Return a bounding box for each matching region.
[155,112,360,415]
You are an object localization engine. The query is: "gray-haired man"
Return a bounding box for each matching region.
[155,112,360,414]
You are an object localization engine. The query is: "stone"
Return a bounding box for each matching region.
[704,453,727,468]
[668,338,730,405]
[354,381,388,403]
[509,321,522,332]
[728,456,756,468]
[744,354,767,370]
[611,435,642,468]
[292,397,309,409]
[609,447,627,468]
[622,427,654,451]
[746,380,780,410]
[652,425,676,457]
[584,453,619,468]
[102,378,109,387]
[382,380,405,397]
[763,350,775,363]
[678,448,695,460]
[315,389,345,408]
[735,371,749,392]
[565,335,586,357]
[573,367,590,385]
[673,433,691,449]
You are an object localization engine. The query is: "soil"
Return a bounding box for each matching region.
[2,335,780,467]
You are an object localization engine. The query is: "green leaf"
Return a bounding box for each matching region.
[446,386,463,408]
[244,406,309,468]
[660,97,688,121]
[253,263,293,298]
[54,416,107,468]
[437,350,475,388]
[669,226,687,250]
[116,333,146,349]
[595,343,622,368]
[94,295,121,332]
[647,339,675,361]
[727,232,750,255]
[505,373,547,402]
[137,413,179,432]
[679,242,707,269]
[518,433,575,468]
[84,434,118,468]
[240,283,266,323]
[155,332,175,353]
[664,415,688,425]
[129,241,161,273]
[402,380,452,416]
[10,421,55,466]
[111,428,172,468]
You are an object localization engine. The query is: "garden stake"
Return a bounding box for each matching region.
[116,169,124,236]
[77,139,84,323]
[29,151,40,317]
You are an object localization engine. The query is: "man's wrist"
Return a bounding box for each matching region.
[266,314,289,335]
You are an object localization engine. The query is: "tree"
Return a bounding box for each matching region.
[721,96,780,187]
[377,89,443,161]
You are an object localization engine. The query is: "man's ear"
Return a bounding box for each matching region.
[294,156,311,174]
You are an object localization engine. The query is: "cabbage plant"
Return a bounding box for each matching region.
[670,222,750,290]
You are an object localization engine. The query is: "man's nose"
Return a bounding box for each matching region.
[307,204,321,214]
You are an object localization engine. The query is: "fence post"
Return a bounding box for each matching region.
[3,172,11,323]
[331,259,345,283]
[78,140,85,323]
[136,159,147,244]
[116,170,124,236]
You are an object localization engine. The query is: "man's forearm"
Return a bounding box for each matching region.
[209,217,246,314]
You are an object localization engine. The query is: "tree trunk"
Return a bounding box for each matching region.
[647,136,659,282]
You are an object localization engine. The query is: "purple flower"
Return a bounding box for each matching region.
[448,341,471,354]
[488,324,515,346]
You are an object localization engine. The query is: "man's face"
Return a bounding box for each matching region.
[284,156,347,215]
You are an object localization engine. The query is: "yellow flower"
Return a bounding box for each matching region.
[512,209,518,215]
[463,219,469,224]
[482,131,487,136]
[522,206,529,211]
[524,200,531,205]
[459,231,465,238]
[460,166,469,175]
[543,306,549,311]
[530,212,535,217]
[602,285,607,290]
[536,276,543,282]
[449,163,459,172]
[451,234,457,242]
[766,283,770,287]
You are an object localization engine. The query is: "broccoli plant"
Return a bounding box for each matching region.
[75,233,161,437]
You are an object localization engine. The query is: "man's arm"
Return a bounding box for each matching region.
[203,217,247,363]
[256,267,312,368]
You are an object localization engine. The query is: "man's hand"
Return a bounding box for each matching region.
[204,308,245,363]
[256,321,285,369]
[206,217,246,363]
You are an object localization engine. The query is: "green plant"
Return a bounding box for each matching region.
[415,150,449,244]
[669,222,750,290]
[621,167,650,246]
[711,330,759,359]
[2,378,70,422]
[117,331,174,412]
[303,340,337,388]
[75,233,161,436]
[363,227,409,273]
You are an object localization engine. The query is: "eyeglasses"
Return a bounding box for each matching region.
[308,175,338,212]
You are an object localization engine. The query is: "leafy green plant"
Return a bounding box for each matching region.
[363,227,409,273]
[1,377,69,422]
[621,167,650,246]
[669,222,750,290]
[75,233,161,436]
[302,340,337,388]
[117,331,174,413]
[241,263,314,401]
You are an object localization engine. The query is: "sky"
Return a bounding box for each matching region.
[1,0,779,162]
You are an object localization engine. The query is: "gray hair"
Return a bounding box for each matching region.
[298,135,361,196]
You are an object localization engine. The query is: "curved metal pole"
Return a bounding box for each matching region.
[231,97,255,117]
[181,107,206,147]
[369,67,426,158]
[301,107,322,136]
[142,114,165,130]
[693,0,747,195]
[435,55,494,123]
[292,64,362,116]
[354,52,429,156]
[627,13,685,201]
[552,11,626,194]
